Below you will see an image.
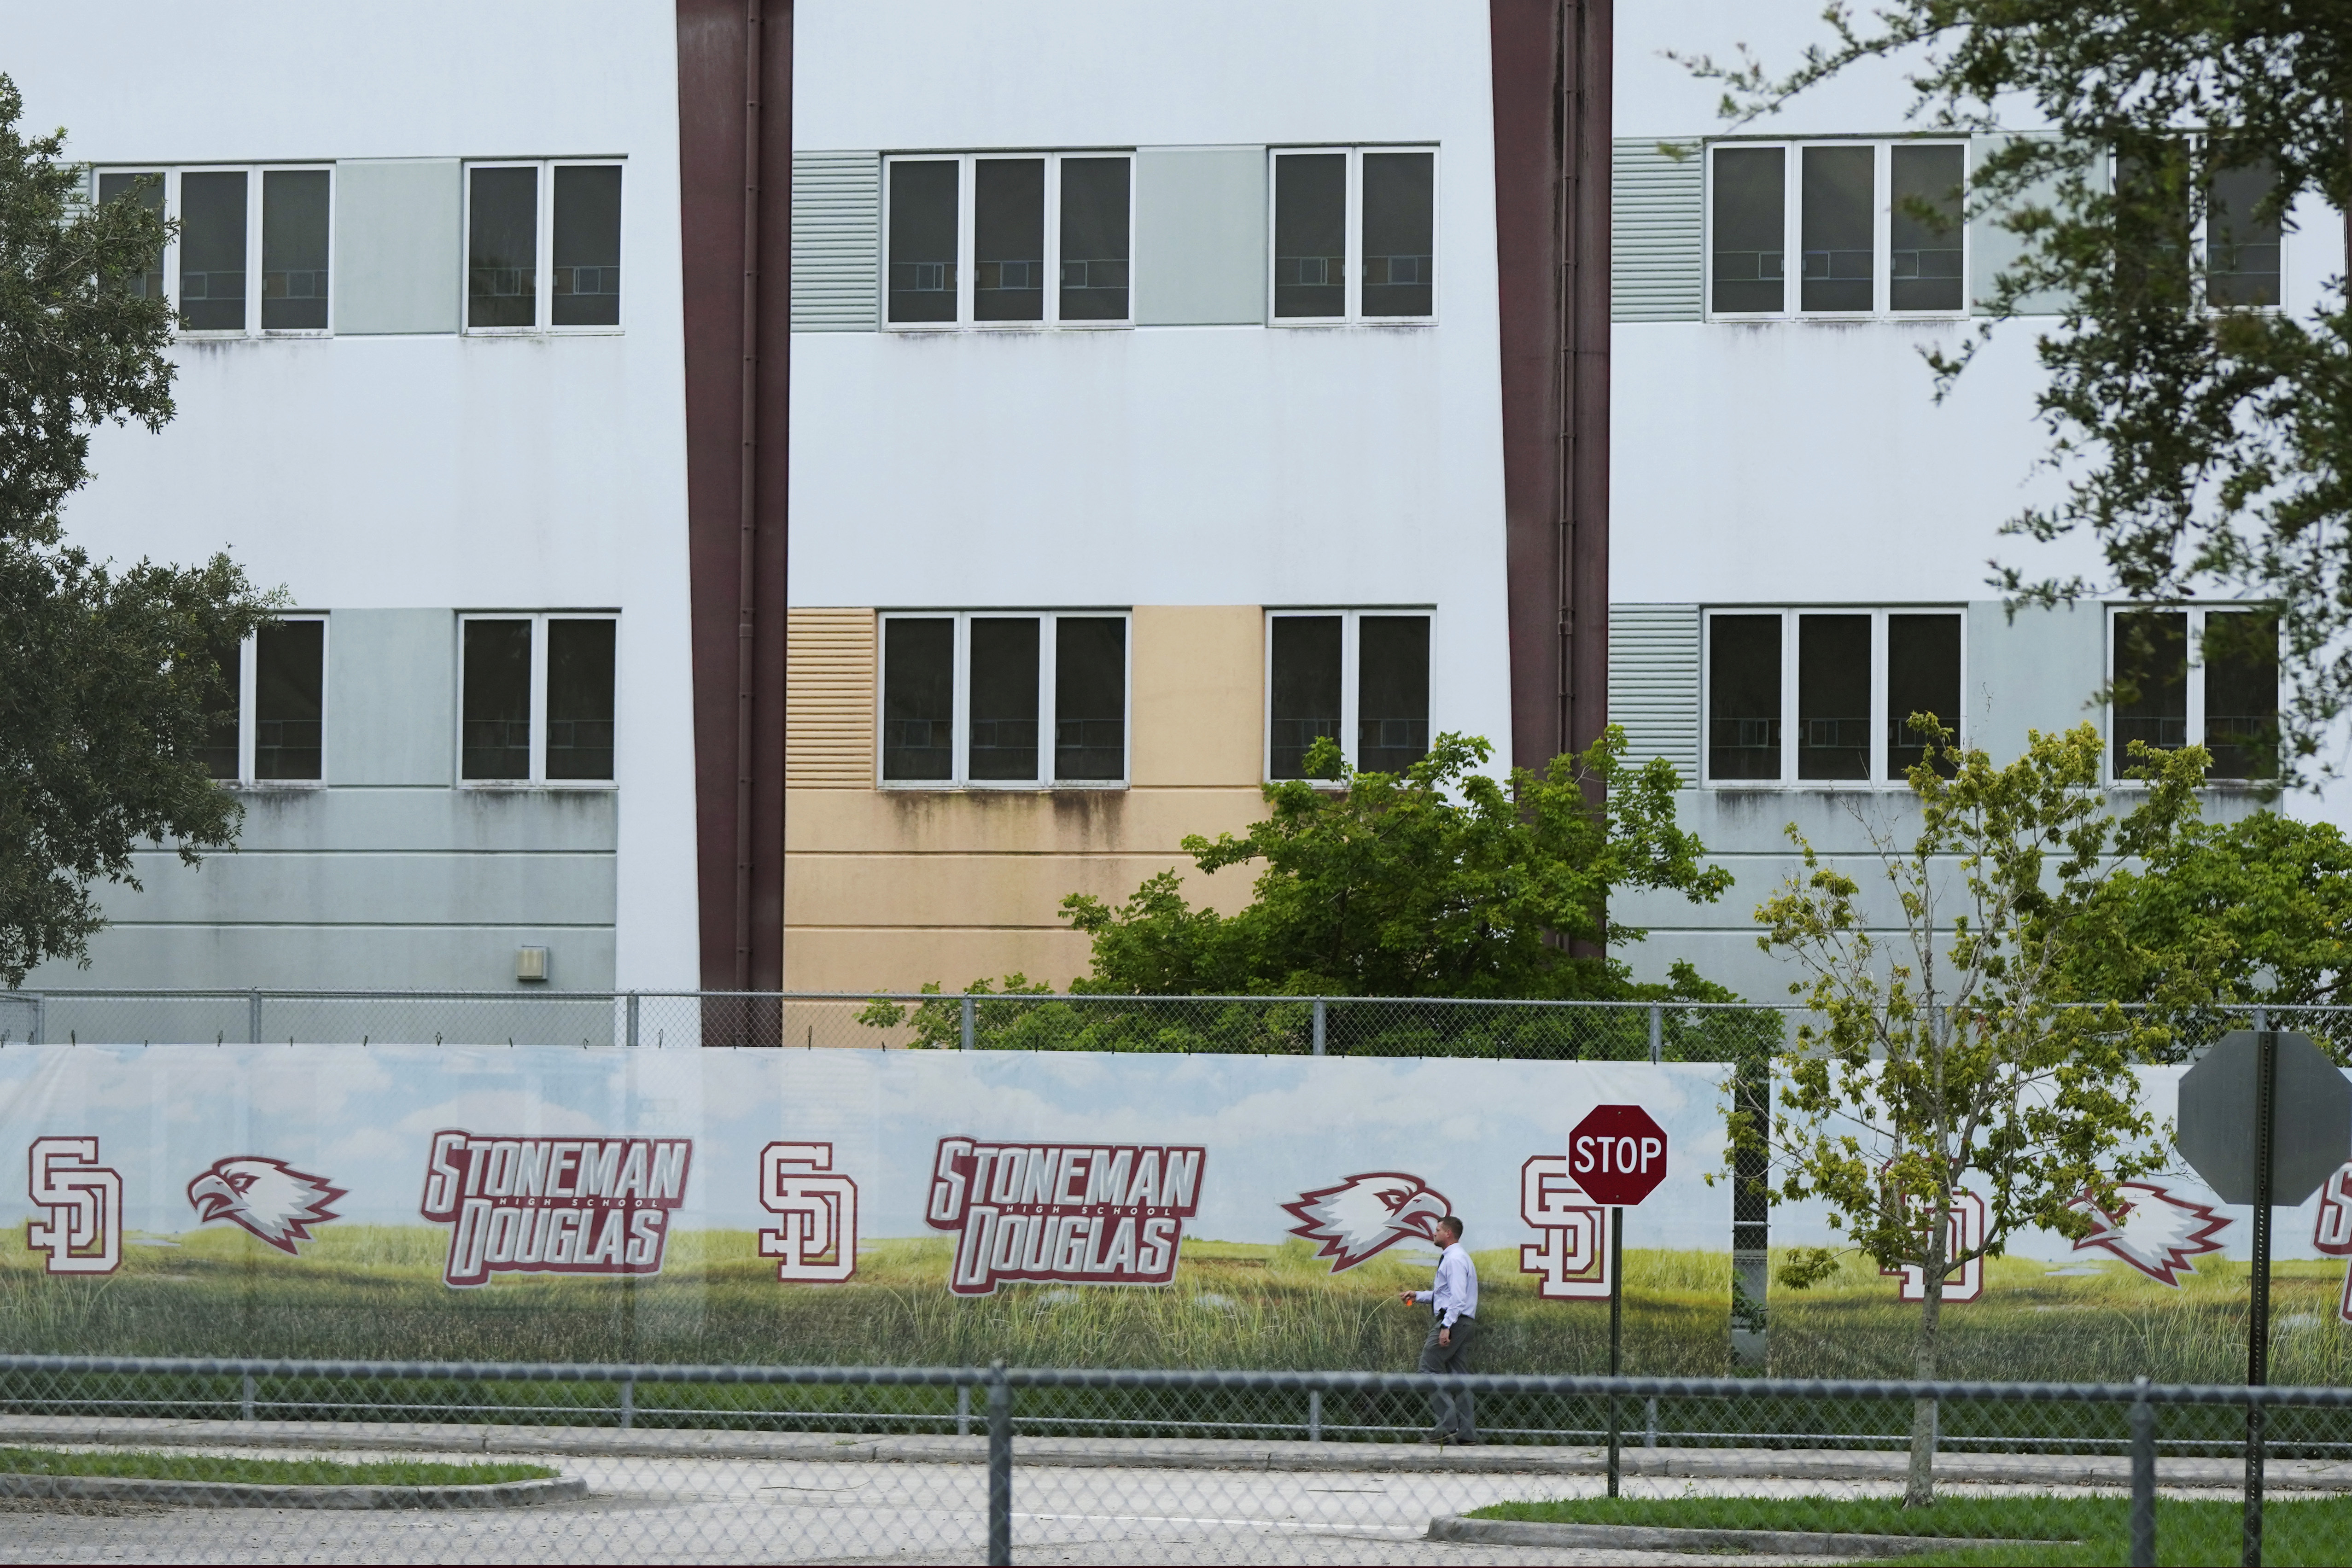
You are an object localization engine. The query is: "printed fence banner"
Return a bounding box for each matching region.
[0,1046,1728,1370]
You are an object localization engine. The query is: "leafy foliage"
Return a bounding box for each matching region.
[0,75,277,984]
[1751,721,2209,1501]
[1059,730,1734,1001]
[1678,4,2352,780]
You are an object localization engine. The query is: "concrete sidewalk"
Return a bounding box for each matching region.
[1,1413,2345,1491]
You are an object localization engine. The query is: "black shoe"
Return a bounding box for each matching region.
[1449,1435,1479,1446]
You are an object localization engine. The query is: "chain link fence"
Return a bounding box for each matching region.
[0,1355,2342,1563]
[9,988,2348,1061]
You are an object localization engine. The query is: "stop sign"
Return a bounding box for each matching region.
[1570,1105,1669,1206]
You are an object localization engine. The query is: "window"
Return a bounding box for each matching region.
[2206,151,2282,308]
[460,614,619,784]
[878,612,1128,786]
[1266,611,1431,779]
[884,153,1132,329]
[466,161,623,332]
[1704,609,1964,785]
[94,166,332,334]
[1271,147,1436,323]
[95,171,166,300]
[2109,606,2276,781]
[199,617,327,784]
[1709,141,1966,318]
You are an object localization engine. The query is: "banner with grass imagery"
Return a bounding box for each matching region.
[0,1045,1731,1371]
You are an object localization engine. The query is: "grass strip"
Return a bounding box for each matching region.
[1469,1493,2352,1565]
[0,1448,554,1487]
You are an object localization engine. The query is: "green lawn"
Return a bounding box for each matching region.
[0,1448,554,1486]
[1470,1493,2352,1565]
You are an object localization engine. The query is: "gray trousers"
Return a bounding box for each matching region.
[1417,1316,1477,1440]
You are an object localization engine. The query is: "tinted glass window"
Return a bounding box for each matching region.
[1059,157,1131,322]
[1269,616,1342,777]
[1886,614,1962,776]
[547,619,616,780]
[1362,152,1434,317]
[468,166,538,329]
[1801,145,1874,312]
[178,170,247,331]
[888,161,958,325]
[969,617,1040,780]
[1358,616,1430,773]
[1796,614,1870,779]
[1055,617,1126,781]
[98,172,166,300]
[553,165,623,327]
[260,170,329,330]
[2112,610,2189,776]
[975,159,1045,323]
[255,620,324,781]
[2208,154,2281,308]
[1890,145,1964,311]
[200,639,240,781]
[2203,610,2277,779]
[882,618,953,780]
[1711,148,1784,313]
[1273,154,1346,319]
[1709,614,1782,780]
[462,619,533,781]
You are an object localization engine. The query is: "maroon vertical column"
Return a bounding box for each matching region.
[676,0,792,998]
[1491,0,1609,773]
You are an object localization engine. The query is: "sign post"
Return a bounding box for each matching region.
[1570,1104,1670,1499]
[2174,1028,2352,1568]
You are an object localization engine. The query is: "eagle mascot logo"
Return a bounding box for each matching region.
[2066,1180,2229,1286]
[1283,1172,1451,1271]
[187,1157,345,1256]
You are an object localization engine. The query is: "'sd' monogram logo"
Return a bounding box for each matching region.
[1518,1155,1609,1300]
[759,1142,858,1283]
[27,1137,122,1276]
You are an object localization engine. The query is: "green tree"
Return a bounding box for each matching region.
[1061,729,1734,1000]
[1679,5,2352,780]
[1753,723,2204,1505]
[0,75,277,985]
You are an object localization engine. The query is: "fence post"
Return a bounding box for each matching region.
[1307,1388,1322,1441]
[1647,1004,1662,1065]
[240,1374,255,1422]
[1312,999,1326,1057]
[248,989,262,1046]
[27,994,41,1046]
[2130,1376,2157,1568]
[625,992,641,1049]
[1645,1395,1658,1448]
[986,1360,1012,1566]
[619,1376,635,1431]
[961,996,977,1053]
[957,1382,971,1438]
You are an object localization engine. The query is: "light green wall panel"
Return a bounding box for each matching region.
[328,609,453,786]
[333,159,461,335]
[1135,147,1266,326]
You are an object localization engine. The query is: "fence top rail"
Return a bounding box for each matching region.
[0,1354,2342,1406]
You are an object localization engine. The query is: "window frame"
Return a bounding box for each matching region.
[2104,603,2279,784]
[874,609,1133,790]
[2106,141,2289,314]
[1261,607,1437,781]
[461,158,627,337]
[103,165,337,340]
[210,613,330,787]
[1699,606,1968,788]
[1266,145,1441,327]
[1703,139,1972,322]
[880,152,1137,332]
[455,611,622,789]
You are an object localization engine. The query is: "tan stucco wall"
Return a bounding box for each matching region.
[782,605,1268,992]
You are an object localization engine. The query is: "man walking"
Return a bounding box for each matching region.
[1400,1214,1477,1444]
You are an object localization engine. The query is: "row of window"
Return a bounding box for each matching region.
[1707,138,2284,319]
[200,614,618,786]
[93,162,624,335]
[877,610,1435,787]
[1703,606,2279,786]
[885,146,1436,329]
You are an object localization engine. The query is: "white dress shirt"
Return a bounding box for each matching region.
[1412,1241,1479,1327]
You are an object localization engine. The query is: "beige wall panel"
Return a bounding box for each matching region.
[785,784,1265,856]
[784,927,1097,994]
[786,608,876,787]
[787,851,1256,931]
[1129,605,1263,787]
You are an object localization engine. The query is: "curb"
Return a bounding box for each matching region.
[1427,1514,2061,1557]
[0,1471,584,1510]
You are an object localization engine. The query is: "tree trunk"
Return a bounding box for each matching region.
[1906,1241,1947,1507]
